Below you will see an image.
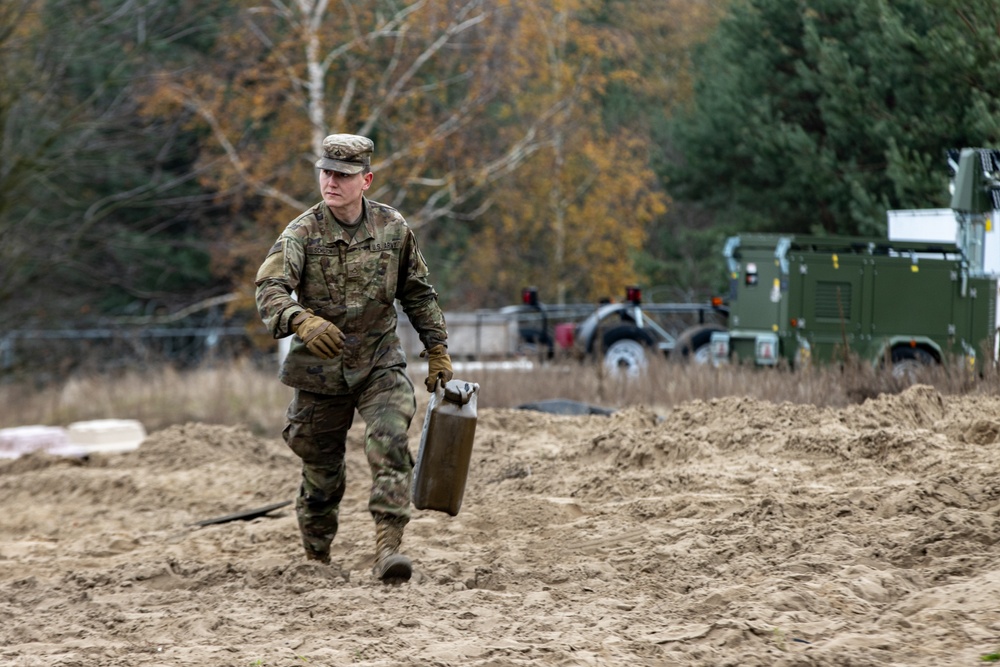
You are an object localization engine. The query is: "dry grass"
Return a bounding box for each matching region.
[4,353,1000,436]
[464,354,992,410]
[0,360,294,435]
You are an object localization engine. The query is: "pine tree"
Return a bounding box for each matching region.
[667,0,1000,237]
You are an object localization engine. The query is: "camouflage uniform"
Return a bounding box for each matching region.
[255,181,447,562]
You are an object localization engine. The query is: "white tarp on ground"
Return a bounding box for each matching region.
[0,419,146,459]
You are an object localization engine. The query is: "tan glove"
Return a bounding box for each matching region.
[421,344,453,392]
[292,311,345,359]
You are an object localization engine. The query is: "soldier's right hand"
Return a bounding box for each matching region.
[293,311,346,359]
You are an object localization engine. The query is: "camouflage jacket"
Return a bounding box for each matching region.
[255,198,447,394]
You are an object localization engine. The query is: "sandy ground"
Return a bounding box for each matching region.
[2,383,1000,666]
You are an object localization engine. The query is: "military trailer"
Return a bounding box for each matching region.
[711,234,996,371]
[710,148,1000,372]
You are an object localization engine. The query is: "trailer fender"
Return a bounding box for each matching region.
[876,337,942,362]
[578,303,637,353]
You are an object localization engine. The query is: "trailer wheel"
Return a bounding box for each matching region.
[601,326,655,378]
[890,347,935,382]
[673,324,727,365]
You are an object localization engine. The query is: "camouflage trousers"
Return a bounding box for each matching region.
[282,366,416,559]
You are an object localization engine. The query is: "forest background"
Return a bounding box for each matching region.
[2,0,999,351]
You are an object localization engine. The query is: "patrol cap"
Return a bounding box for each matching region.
[315,134,373,174]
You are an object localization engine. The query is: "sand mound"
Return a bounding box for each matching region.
[134,422,290,470]
[2,384,1000,665]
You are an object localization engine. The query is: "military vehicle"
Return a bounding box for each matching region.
[397,148,1000,377]
[709,148,1000,373]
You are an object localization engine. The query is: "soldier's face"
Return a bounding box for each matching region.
[319,169,372,211]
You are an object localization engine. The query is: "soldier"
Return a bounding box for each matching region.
[255,133,453,582]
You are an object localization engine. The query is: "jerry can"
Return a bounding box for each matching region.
[412,379,480,516]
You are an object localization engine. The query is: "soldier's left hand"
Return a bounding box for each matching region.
[421,344,453,392]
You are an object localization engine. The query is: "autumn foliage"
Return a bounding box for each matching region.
[136,0,719,309]
[1,0,728,329]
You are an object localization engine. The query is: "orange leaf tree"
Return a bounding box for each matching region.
[138,0,725,312]
[449,0,667,306]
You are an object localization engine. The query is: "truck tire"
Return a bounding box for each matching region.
[600,326,655,378]
[890,347,935,382]
[673,324,727,365]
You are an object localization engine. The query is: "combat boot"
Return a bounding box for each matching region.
[303,545,331,565]
[373,514,412,581]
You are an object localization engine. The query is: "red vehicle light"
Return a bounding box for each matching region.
[555,323,575,349]
[625,285,642,304]
[522,287,539,306]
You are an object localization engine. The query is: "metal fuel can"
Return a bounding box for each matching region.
[412,379,480,516]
